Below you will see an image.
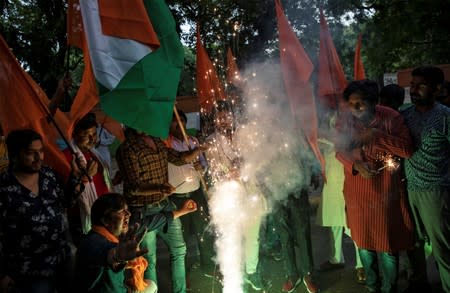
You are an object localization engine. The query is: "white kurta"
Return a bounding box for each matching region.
[316,138,347,227]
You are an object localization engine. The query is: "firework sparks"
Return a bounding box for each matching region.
[377,154,400,172]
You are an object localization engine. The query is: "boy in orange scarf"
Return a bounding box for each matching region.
[75,193,197,292]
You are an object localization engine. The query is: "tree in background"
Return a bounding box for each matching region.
[1,0,450,100]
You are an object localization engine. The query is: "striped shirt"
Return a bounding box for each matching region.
[336,106,414,251]
[401,103,450,191]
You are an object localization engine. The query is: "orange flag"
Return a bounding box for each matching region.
[0,34,71,176]
[275,0,325,174]
[317,9,347,109]
[91,106,125,142]
[354,33,366,80]
[226,47,242,86]
[0,36,48,134]
[67,0,124,141]
[196,23,226,113]
[67,0,99,135]
[98,0,160,50]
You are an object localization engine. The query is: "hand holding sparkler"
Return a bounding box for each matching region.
[353,161,378,179]
[158,183,176,196]
[377,155,400,173]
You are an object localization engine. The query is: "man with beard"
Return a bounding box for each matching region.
[336,80,415,293]
[0,129,83,293]
[400,66,450,292]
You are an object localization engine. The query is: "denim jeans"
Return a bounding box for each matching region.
[171,188,216,271]
[359,249,398,293]
[130,199,187,293]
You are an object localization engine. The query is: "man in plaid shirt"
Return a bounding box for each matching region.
[116,127,201,293]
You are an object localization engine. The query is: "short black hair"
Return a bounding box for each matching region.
[74,112,97,134]
[6,129,42,160]
[173,109,187,123]
[380,84,405,109]
[411,66,444,89]
[343,80,379,105]
[91,193,127,226]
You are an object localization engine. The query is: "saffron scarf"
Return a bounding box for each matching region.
[92,225,149,292]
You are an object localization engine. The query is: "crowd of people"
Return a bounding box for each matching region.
[0,65,449,293]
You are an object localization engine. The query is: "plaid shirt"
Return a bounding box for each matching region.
[116,133,186,205]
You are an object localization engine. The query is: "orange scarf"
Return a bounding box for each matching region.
[92,225,149,292]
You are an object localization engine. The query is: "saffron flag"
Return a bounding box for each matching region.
[226,47,242,86]
[317,9,347,109]
[67,0,99,135]
[275,0,325,173]
[354,33,366,80]
[79,0,184,138]
[196,24,226,113]
[0,34,71,176]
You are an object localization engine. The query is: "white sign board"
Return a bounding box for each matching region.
[383,73,398,86]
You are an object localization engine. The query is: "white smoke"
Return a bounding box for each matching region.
[208,61,316,292]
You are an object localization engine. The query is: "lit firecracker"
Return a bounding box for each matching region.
[377,154,400,172]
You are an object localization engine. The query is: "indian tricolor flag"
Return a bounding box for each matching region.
[79,0,184,138]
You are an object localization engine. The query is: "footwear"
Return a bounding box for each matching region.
[303,273,319,293]
[282,277,302,293]
[356,267,366,284]
[245,273,263,291]
[319,260,345,271]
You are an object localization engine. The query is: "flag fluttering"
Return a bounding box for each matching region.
[354,33,366,80]
[317,9,347,109]
[196,24,226,113]
[0,35,70,176]
[275,0,325,173]
[226,47,242,87]
[67,0,99,136]
[79,0,184,138]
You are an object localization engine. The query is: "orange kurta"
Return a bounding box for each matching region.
[336,106,414,252]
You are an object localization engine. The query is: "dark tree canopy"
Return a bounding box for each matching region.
[1,0,449,98]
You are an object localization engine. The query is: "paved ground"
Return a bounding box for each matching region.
[153,196,444,293]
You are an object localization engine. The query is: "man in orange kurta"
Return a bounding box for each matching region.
[336,80,414,293]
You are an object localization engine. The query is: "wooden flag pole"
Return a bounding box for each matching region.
[173,105,210,197]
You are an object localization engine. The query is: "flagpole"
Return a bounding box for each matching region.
[36,80,91,180]
[173,105,210,197]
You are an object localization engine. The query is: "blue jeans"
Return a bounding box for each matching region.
[359,249,398,293]
[130,199,187,293]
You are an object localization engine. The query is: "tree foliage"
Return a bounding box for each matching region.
[1,0,449,98]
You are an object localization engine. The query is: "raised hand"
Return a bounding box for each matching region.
[116,223,148,262]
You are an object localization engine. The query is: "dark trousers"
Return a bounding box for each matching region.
[359,249,399,293]
[275,190,314,279]
[172,188,215,270]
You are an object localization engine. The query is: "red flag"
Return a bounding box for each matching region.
[196,23,226,113]
[317,9,347,109]
[226,47,242,86]
[275,0,325,173]
[354,33,366,80]
[0,34,71,176]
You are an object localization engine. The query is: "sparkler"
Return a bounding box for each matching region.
[174,176,194,189]
[377,155,400,172]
